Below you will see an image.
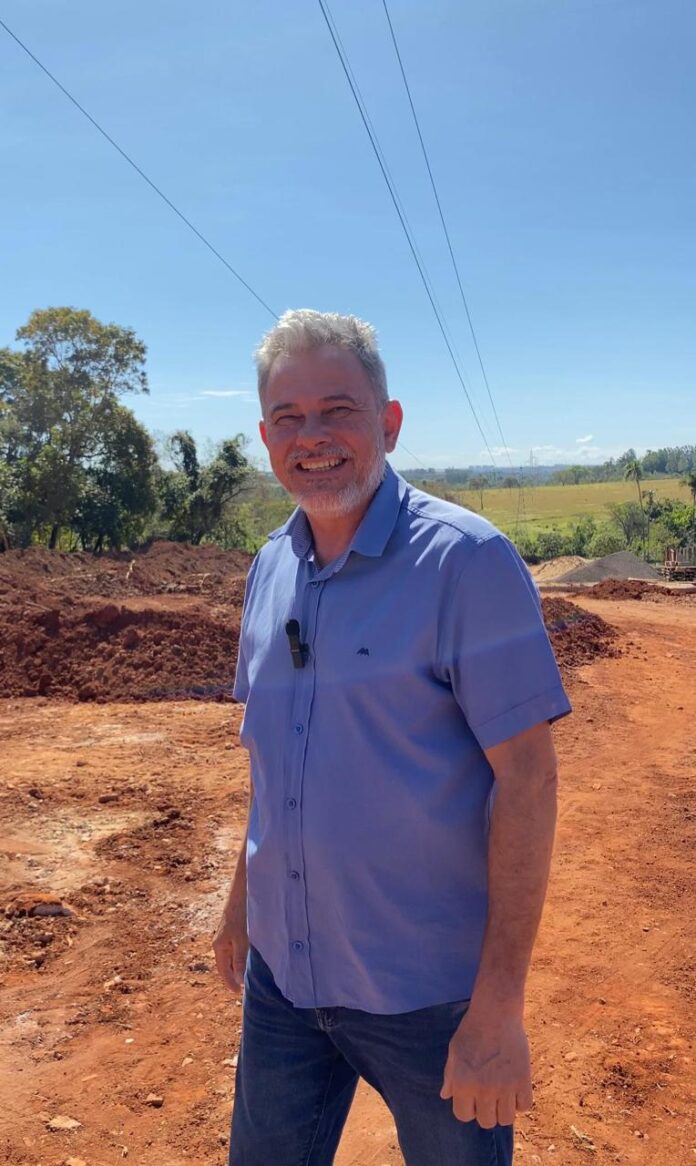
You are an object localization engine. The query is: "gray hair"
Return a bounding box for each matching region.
[255,309,388,407]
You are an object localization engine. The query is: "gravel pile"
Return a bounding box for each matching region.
[557,551,660,584]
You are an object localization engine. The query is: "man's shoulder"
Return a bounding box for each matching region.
[399,481,504,554]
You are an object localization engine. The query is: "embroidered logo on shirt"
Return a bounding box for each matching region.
[357,647,370,656]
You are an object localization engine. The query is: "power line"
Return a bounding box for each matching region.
[2,12,485,480]
[380,0,513,471]
[322,12,477,402]
[0,13,428,477]
[0,16,278,320]
[317,0,498,468]
[396,440,431,472]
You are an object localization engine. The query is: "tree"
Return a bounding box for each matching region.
[0,460,16,550]
[623,457,647,555]
[73,405,157,550]
[535,529,570,560]
[469,475,489,510]
[623,458,644,512]
[568,515,597,556]
[157,431,251,544]
[680,472,696,507]
[502,475,521,491]
[607,501,645,547]
[586,525,625,557]
[4,307,149,547]
[617,448,638,468]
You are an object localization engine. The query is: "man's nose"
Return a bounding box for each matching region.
[297,412,331,444]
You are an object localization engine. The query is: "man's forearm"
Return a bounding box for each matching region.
[468,765,557,1019]
[223,775,253,921]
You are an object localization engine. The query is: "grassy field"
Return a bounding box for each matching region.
[429,477,685,537]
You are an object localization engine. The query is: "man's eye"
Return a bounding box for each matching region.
[275,414,300,425]
[328,406,351,417]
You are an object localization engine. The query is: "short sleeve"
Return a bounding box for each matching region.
[232,556,259,704]
[441,534,572,749]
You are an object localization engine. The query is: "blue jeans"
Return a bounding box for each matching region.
[229,946,513,1166]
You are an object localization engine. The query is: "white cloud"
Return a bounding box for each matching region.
[531,442,622,464]
[480,445,520,459]
[575,434,594,444]
[200,389,256,400]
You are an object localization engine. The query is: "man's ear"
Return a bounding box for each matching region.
[383,399,403,454]
[259,419,268,449]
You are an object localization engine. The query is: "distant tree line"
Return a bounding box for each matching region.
[549,446,696,486]
[0,308,253,552]
[404,446,696,491]
[2,307,693,562]
[514,495,695,564]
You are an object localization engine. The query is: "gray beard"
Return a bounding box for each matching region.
[292,451,386,518]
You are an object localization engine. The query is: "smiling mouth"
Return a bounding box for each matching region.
[295,457,348,473]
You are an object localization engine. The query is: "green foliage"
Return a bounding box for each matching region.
[646,497,696,547]
[586,525,626,557]
[1,307,150,548]
[533,528,568,560]
[551,465,592,486]
[156,431,251,545]
[606,501,645,547]
[566,515,597,555]
[680,472,696,506]
[74,405,158,550]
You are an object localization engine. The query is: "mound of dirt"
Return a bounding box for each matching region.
[0,543,618,702]
[0,599,240,701]
[557,551,660,584]
[585,579,660,600]
[570,578,695,602]
[0,543,252,701]
[0,541,252,606]
[531,555,590,581]
[541,597,618,670]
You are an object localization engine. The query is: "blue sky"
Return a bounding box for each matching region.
[1,0,694,471]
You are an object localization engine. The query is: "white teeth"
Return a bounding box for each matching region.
[298,458,343,471]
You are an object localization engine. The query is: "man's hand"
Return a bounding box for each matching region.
[212,907,248,995]
[440,1006,533,1128]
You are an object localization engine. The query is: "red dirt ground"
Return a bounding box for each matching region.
[1,549,694,1165]
[0,546,616,701]
[575,579,696,602]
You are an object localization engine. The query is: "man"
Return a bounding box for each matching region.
[213,309,572,1165]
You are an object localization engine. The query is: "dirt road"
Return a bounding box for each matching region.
[1,595,694,1165]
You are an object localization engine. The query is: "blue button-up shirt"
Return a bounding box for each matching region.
[234,463,571,1013]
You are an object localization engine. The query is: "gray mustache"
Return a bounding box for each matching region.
[288,451,350,467]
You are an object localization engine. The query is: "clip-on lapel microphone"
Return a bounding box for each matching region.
[285,619,308,669]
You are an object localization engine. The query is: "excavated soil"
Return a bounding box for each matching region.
[0,545,617,700]
[542,597,618,669]
[0,544,249,701]
[0,542,252,602]
[575,579,696,602]
[1,547,694,1166]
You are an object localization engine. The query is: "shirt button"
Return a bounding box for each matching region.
[294,723,304,735]
[292,940,304,952]
[289,870,300,880]
[286,797,297,810]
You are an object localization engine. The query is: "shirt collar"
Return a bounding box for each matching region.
[269,461,408,564]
